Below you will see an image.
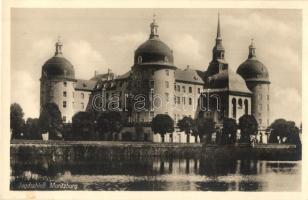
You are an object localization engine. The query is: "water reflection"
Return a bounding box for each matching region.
[11,155,301,191]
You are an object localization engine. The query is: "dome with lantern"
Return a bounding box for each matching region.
[42,39,75,80]
[134,16,174,67]
[237,40,270,83]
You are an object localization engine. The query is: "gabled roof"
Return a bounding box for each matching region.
[75,79,97,91]
[175,68,204,85]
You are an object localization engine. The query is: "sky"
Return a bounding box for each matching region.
[10,8,302,125]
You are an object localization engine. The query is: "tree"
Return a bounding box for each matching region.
[221,118,237,145]
[270,119,301,147]
[177,116,195,143]
[10,103,25,139]
[25,118,41,140]
[196,118,215,143]
[96,111,126,140]
[72,111,97,140]
[151,114,174,143]
[38,103,63,140]
[238,114,258,144]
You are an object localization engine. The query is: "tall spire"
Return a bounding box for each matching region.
[55,36,63,57]
[212,12,225,60]
[217,11,221,39]
[248,39,256,59]
[149,13,159,39]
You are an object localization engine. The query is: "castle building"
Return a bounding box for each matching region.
[40,39,96,123]
[40,14,270,142]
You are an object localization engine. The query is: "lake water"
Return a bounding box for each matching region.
[10,156,301,191]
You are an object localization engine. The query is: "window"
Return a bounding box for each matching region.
[72,92,75,98]
[72,102,75,108]
[267,95,270,100]
[267,104,270,111]
[64,82,67,87]
[165,81,169,88]
[63,101,67,108]
[259,119,262,124]
[63,91,67,97]
[177,85,180,92]
[62,116,66,123]
[165,93,169,102]
[232,98,236,119]
[244,99,249,115]
[137,56,142,64]
[81,102,84,109]
[174,84,176,90]
[177,97,180,104]
[165,69,169,76]
[182,97,186,105]
[258,93,262,100]
[259,104,262,111]
[189,98,192,105]
[198,88,201,94]
[189,87,192,93]
[182,86,186,93]
[81,93,84,99]
[238,99,243,109]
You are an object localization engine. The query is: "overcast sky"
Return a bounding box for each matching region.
[11,8,302,125]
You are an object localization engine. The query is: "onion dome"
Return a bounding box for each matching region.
[41,38,75,80]
[237,40,270,83]
[134,15,174,67]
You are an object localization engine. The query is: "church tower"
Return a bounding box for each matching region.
[237,40,271,129]
[40,38,76,123]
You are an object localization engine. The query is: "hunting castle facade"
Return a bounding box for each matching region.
[40,15,270,142]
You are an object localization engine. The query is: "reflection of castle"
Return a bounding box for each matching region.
[40,14,270,142]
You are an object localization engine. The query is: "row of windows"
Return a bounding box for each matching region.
[257,93,270,100]
[258,104,270,112]
[62,91,85,99]
[63,101,85,109]
[174,84,202,94]
[174,96,192,105]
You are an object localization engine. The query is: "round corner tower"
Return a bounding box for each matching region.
[40,39,76,123]
[131,15,177,122]
[237,40,270,129]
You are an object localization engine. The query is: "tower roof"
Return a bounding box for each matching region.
[42,38,75,80]
[134,15,175,67]
[212,12,225,60]
[237,40,270,83]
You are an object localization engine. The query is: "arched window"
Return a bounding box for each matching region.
[244,99,249,115]
[238,99,243,109]
[189,87,192,93]
[232,98,236,119]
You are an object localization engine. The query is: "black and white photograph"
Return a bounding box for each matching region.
[1,1,307,199]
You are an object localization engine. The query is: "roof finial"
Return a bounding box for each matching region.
[150,14,159,39]
[55,36,63,56]
[248,38,256,59]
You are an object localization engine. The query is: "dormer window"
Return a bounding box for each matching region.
[137,56,142,64]
[164,56,169,62]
